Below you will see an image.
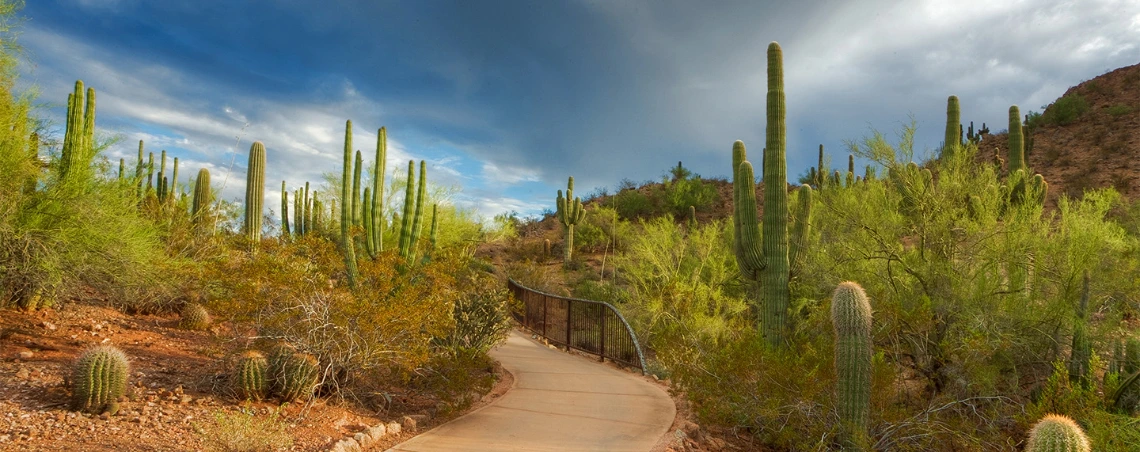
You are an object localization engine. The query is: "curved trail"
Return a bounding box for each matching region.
[385,330,675,452]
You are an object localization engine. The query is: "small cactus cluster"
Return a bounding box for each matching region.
[179,302,211,331]
[1024,414,1090,452]
[230,344,320,402]
[71,345,129,415]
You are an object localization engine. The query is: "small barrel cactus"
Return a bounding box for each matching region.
[232,350,268,401]
[276,352,321,402]
[71,345,129,414]
[179,302,211,331]
[1025,414,1090,452]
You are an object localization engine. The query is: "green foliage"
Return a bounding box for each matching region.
[232,350,268,401]
[179,302,211,331]
[71,345,129,414]
[1041,94,1090,126]
[195,407,294,452]
[612,186,655,219]
[1106,104,1133,118]
[661,173,718,219]
[435,264,512,356]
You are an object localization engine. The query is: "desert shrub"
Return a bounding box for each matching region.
[612,188,655,220]
[435,263,512,357]
[661,175,718,218]
[408,351,497,418]
[195,408,293,452]
[1041,93,1090,126]
[1106,104,1133,118]
[202,238,457,397]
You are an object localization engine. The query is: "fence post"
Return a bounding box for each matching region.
[542,294,548,337]
[566,300,573,349]
[599,306,606,362]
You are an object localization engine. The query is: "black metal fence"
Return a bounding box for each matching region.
[507,278,646,372]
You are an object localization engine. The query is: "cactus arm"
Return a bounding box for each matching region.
[399,160,416,259]
[363,187,374,257]
[407,160,427,263]
[372,127,386,254]
[789,184,813,275]
[352,150,363,227]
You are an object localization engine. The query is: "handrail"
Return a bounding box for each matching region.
[507,278,647,373]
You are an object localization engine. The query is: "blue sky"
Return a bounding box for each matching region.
[16,0,1140,220]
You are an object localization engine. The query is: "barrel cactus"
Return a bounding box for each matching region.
[71,345,129,415]
[831,281,873,448]
[1025,414,1090,452]
[179,302,211,331]
[268,346,320,402]
[232,350,268,401]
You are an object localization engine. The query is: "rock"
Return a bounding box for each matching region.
[353,432,368,446]
[15,368,29,380]
[179,395,192,404]
[18,351,33,360]
[386,421,402,435]
[367,424,387,439]
[707,437,727,451]
[339,438,361,452]
[400,415,417,431]
[680,420,700,435]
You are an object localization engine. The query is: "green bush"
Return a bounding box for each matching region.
[435,263,512,357]
[195,408,293,452]
[661,176,718,218]
[1106,104,1133,118]
[1042,94,1090,126]
[612,187,655,220]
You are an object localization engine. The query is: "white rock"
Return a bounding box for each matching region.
[386,421,402,435]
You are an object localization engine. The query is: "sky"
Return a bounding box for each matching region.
[15,0,1140,220]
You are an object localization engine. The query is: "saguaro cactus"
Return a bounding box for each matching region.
[60,81,95,183]
[943,95,960,159]
[71,345,129,415]
[192,169,211,225]
[1068,271,1092,386]
[1025,414,1091,452]
[243,142,266,243]
[352,150,363,227]
[363,187,374,256]
[398,160,416,259]
[733,42,812,346]
[816,144,826,188]
[789,185,812,275]
[341,121,359,287]
[556,176,586,263]
[371,127,387,255]
[281,181,290,240]
[408,160,427,263]
[831,281,872,448]
[1009,106,1025,173]
[135,140,145,198]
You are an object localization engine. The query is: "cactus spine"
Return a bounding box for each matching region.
[1025,414,1090,452]
[1068,271,1091,386]
[943,95,960,159]
[1009,106,1025,173]
[192,169,211,225]
[281,181,290,240]
[831,281,872,448]
[243,141,266,243]
[556,176,586,263]
[233,350,268,401]
[71,345,129,415]
[371,127,387,255]
[341,121,359,287]
[732,42,807,346]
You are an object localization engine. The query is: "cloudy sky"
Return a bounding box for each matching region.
[16,0,1140,219]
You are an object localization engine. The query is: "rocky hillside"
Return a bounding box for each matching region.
[978,63,1140,202]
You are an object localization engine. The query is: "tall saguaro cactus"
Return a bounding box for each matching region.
[371,127,387,255]
[341,121,359,287]
[556,176,585,263]
[733,42,810,346]
[831,281,873,449]
[407,160,428,263]
[352,150,363,227]
[192,169,211,225]
[943,95,960,159]
[243,141,266,244]
[1008,106,1025,173]
[60,81,96,183]
[281,181,290,240]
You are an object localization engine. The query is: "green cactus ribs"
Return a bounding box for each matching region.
[341,121,359,287]
[244,141,266,244]
[831,281,873,449]
[1025,414,1090,452]
[71,345,130,415]
[233,350,268,401]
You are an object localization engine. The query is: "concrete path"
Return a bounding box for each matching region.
[386,330,676,452]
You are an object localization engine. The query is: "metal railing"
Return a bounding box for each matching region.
[507,278,646,373]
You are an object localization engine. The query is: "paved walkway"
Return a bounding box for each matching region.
[386,330,676,452]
